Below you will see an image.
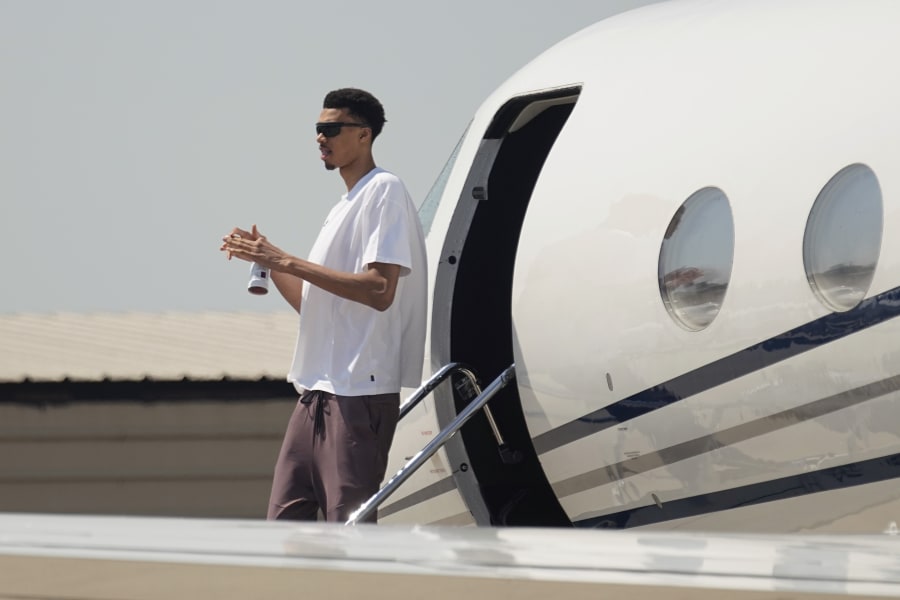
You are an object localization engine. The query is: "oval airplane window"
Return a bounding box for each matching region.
[658,187,735,331]
[803,163,883,312]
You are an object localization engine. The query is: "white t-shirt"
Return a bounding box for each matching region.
[287,167,427,396]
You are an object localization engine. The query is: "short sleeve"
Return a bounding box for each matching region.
[360,178,415,276]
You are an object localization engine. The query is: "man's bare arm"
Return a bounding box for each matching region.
[279,257,400,312]
[221,225,401,311]
[271,271,304,314]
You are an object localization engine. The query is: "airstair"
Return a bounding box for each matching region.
[345,363,517,525]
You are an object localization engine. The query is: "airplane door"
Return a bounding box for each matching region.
[430,87,581,526]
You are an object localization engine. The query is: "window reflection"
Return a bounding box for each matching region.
[659,187,734,331]
[803,164,882,312]
[418,125,469,237]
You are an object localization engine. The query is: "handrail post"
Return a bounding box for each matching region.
[345,364,516,525]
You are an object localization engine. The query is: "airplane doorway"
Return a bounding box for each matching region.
[435,87,580,526]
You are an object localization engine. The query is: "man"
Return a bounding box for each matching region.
[220,88,427,523]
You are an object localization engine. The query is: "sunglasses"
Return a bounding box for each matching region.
[315,122,367,138]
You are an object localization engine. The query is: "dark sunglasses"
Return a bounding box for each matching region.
[315,122,367,138]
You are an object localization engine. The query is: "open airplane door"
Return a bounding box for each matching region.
[421,87,583,526]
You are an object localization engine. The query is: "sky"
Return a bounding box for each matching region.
[1,0,663,315]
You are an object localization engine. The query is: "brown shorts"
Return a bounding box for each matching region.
[267,389,400,523]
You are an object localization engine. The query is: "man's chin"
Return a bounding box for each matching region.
[323,162,337,171]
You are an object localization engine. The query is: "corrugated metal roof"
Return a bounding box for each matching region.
[0,311,299,383]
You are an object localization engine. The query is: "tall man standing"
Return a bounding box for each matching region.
[221,88,427,523]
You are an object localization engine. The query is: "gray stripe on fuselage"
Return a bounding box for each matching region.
[533,285,900,456]
[379,476,457,518]
[550,372,900,500]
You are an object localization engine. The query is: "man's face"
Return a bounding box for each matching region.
[317,108,368,171]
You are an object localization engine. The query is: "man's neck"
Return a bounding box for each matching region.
[340,156,378,192]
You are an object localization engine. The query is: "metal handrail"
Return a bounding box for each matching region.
[398,362,479,421]
[345,363,516,525]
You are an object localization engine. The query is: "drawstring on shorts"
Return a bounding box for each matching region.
[300,390,328,442]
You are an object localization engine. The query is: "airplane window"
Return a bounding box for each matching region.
[803,163,883,312]
[418,124,469,237]
[658,187,734,331]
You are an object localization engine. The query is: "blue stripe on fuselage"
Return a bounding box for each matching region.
[532,285,900,455]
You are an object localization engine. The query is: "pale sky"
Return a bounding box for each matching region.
[1,0,662,315]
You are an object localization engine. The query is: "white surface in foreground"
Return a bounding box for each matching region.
[0,513,899,599]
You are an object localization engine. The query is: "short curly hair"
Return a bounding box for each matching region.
[323,88,387,140]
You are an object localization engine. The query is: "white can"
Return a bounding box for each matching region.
[247,262,270,295]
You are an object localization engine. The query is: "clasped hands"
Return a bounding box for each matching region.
[220,224,284,269]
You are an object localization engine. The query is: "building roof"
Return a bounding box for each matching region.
[0,311,298,383]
